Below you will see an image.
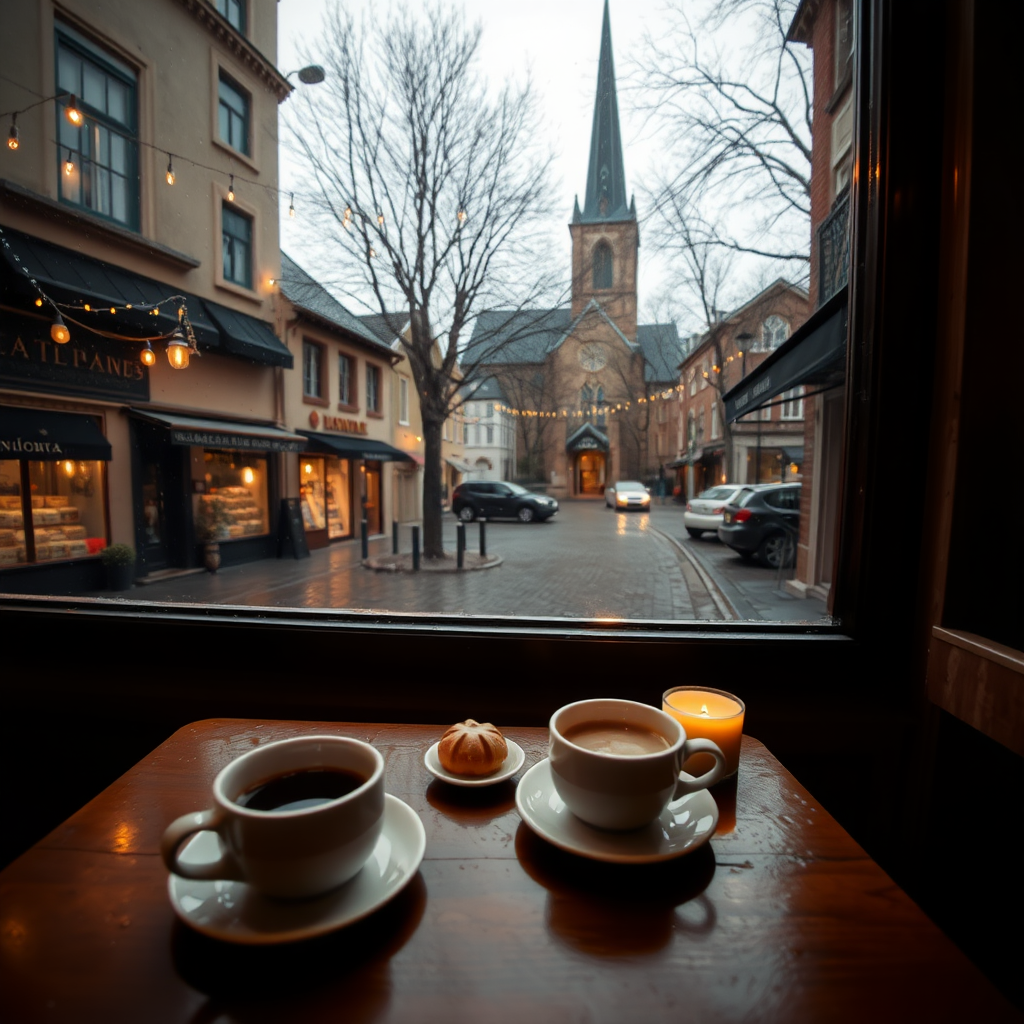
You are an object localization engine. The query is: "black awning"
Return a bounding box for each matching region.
[0,406,111,460]
[297,430,414,462]
[204,300,293,369]
[0,226,220,349]
[129,410,306,452]
[725,288,848,423]
[782,446,805,464]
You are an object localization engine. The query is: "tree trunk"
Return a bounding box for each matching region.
[421,418,445,559]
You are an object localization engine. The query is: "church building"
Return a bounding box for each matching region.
[463,0,681,498]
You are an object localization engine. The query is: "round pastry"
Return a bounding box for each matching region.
[438,720,508,777]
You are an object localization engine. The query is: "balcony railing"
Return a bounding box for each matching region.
[818,188,850,305]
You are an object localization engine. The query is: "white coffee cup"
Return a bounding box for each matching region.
[161,735,385,899]
[549,698,727,830]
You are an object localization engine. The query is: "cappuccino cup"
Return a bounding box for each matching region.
[549,698,727,830]
[161,735,385,899]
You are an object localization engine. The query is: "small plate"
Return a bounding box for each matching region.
[515,758,718,864]
[167,793,425,944]
[423,739,526,787]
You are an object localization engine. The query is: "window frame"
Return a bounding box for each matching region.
[592,241,613,289]
[217,70,251,157]
[338,353,356,410]
[398,377,409,424]
[221,201,253,290]
[215,0,247,34]
[302,340,327,404]
[365,363,382,416]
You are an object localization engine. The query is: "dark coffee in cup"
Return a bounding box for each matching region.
[236,767,367,812]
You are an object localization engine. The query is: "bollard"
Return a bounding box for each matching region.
[479,518,487,557]
[392,520,399,554]
[456,522,465,569]
[412,525,420,571]
[361,518,368,560]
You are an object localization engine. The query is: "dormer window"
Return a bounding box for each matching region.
[592,241,613,289]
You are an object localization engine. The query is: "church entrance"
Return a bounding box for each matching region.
[576,451,606,496]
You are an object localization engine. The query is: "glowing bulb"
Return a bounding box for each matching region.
[165,155,175,185]
[140,342,156,367]
[166,329,190,369]
[50,314,70,344]
[63,460,75,477]
[377,212,384,226]
[457,209,467,225]
[65,95,83,126]
[242,467,255,485]
[84,304,91,311]
[227,174,235,202]
[288,193,295,218]
[64,150,75,175]
[303,463,313,475]
[7,118,18,150]
[34,298,42,307]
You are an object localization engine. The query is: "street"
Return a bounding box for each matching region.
[89,499,830,623]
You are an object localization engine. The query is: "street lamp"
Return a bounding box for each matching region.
[284,65,326,85]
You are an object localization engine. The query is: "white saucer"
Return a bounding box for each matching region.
[515,758,719,864]
[423,739,526,787]
[167,793,426,944]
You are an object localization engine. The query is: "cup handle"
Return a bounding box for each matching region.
[673,738,727,795]
[160,807,243,882]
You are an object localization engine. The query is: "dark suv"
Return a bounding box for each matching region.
[451,481,559,523]
[717,483,801,568]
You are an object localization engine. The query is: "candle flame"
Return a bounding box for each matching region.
[701,704,709,716]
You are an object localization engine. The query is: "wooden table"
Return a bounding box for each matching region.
[1,720,1018,1023]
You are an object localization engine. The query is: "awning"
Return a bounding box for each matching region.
[297,430,414,462]
[0,406,111,460]
[565,422,609,453]
[725,288,848,423]
[129,410,306,452]
[205,299,293,368]
[444,455,473,474]
[782,446,805,464]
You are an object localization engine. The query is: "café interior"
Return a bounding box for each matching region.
[1,1,1021,1020]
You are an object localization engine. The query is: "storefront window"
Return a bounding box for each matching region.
[300,458,327,531]
[326,458,351,539]
[0,459,107,565]
[197,450,269,539]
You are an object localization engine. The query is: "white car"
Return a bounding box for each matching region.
[605,480,651,510]
[683,484,744,538]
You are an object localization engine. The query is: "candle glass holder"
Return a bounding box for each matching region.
[662,686,745,780]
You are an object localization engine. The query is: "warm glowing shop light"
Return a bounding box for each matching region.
[166,329,190,369]
[50,314,70,344]
[140,341,157,367]
[65,94,83,126]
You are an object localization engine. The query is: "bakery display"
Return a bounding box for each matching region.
[0,495,99,563]
[437,720,508,777]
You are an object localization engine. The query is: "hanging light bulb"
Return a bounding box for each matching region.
[65,94,83,126]
[165,155,175,185]
[7,114,18,151]
[63,460,76,478]
[457,208,467,226]
[227,174,235,202]
[166,328,190,369]
[64,150,75,176]
[288,193,295,218]
[50,313,70,344]
[34,297,43,307]
[140,341,156,367]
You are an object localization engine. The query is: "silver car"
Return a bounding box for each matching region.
[683,484,744,538]
[605,480,651,510]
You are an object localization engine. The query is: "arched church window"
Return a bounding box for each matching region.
[580,384,593,422]
[762,315,789,351]
[592,241,613,289]
[596,386,606,426]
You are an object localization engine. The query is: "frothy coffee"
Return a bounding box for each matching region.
[562,720,670,756]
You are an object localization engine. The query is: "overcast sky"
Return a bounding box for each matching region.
[275,0,673,316]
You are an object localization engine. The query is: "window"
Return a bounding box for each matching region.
[486,424,494,444]
[689,369,697,396]
[303,341,323,400]
[339,354,355,407]
[56,25,138,229]
[215,0,246,33]
[835,0,854,86]
[700,359,708,388]
[398,377,409,424]
[221,204,252,288]
[366,364,381,413]
[780,387,805,420]
[698,407,706,441]
[711,402,720,439]
[218,71,250,155]
[592,241,613,289]
[762,316,788,351]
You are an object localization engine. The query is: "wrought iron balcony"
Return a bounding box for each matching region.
[818,188,850,305]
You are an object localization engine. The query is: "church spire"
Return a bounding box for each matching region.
[580,0,631,223]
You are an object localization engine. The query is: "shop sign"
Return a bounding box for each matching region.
[324,416,367,435]
[0,312,149,401]
[574,437,600,450]
[169,430,304,453]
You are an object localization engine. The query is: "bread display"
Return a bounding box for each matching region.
[437,720,508,777]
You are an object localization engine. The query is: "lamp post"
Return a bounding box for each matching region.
[735,332,755,483]
[284,65,326,85]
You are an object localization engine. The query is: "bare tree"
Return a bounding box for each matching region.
[286,2,559,558]
[635,0,811,282]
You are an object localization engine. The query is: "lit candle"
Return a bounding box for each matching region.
[662,686,745,779]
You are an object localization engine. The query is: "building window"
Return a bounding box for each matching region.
[218,71,250,155]
[711,402,720,439]
[197,451,269,539]
[762,316,788,351]
[215,0,246,33]
[338,354,354,407]
[221,204,252,288]
[780,387,805,420]
[366,364,381,413]
[399,377,409,424]
[689,369,697,396]
[592,241,613,289]
[835,0,854,86]
[486,424,494,444]
[700,359,709,389]
[303,341,323,399]
[698,408,706,441]
[56,25,138,229]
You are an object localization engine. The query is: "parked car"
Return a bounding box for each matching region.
[717,483,801,568]
[604,480,651,510]
[451,481,559,523]
[683,484,744,538]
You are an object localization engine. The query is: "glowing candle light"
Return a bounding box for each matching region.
[662,686,745,779]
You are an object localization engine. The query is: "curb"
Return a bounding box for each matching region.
[363,554,503,573]
[649,525,738,621]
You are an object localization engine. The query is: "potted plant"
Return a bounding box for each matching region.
[195,496,231,573]
[99,542,136,591]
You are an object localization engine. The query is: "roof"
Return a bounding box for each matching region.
[359,312,411,346]
[279,253,398,359]
[459,376,507,403]
[636,323,683,384]
[462,308,573,367]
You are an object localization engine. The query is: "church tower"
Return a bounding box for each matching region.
[569,0,639,339]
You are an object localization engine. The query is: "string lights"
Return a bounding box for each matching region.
[165,154,175,185]
[63,150,74,176]
[227,174,235,202]
[7,113,17,150]
[493,386,682,420]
